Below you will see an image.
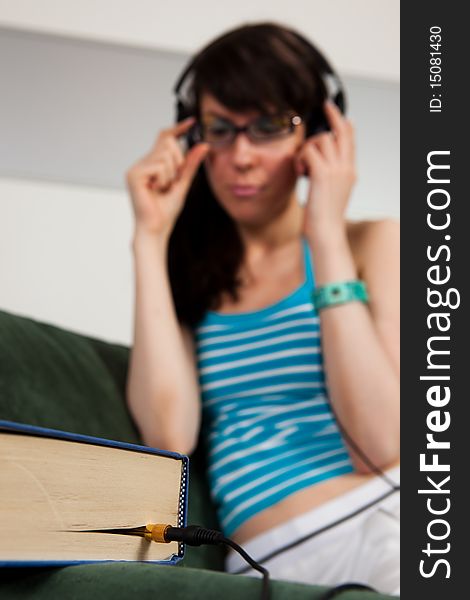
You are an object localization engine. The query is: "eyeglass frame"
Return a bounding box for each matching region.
[190,113,304,148]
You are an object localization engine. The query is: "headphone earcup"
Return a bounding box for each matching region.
[176,99,190,122]
[185,127,198,149]
[176,99,198,149]
[305,107,329,137]
[305,89,346,137]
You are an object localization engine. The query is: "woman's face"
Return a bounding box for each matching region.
[200,93,305,228]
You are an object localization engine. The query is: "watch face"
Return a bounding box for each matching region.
[314,281,368,310]
[328,286,346,301]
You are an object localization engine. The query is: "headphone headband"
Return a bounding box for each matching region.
[174,26,346,142]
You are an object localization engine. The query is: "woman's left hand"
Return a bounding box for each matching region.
[296,100,357,237]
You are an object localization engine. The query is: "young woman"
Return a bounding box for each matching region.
[126,23,400,595]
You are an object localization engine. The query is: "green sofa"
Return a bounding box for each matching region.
[0,309,395,599]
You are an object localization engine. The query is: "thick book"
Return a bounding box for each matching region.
[0,420,188,567]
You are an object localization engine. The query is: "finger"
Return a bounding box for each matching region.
[151,118,196,154]
[323,100,347,136]
[296,142,327,176]
[164,137,186,174]
[148,137,184,171]
[135,159,173,191]
[168,117,197,138]
[151,162,172,191]
[179,143,210,191]
[340,119,355,163]
[324,101,355,162]
[144,151,175,178]
[309,132,337,163]
[305,143,328,172]
[140,138,194,192]
[160,154,178,182]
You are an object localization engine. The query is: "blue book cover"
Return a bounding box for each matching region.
[0,420,189,567]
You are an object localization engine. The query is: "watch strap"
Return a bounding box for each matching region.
[312,280,369,311]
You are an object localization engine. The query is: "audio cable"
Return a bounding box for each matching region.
[91,412,398,600]
[145,524,270,600]
[144,524,378,599]
[226,410,399,595]
[92,522,382,599]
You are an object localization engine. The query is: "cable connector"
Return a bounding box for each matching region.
[145,524,224,546]
[145,524,270,599]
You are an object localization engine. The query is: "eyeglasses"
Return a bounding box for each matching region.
[193,113,303,148]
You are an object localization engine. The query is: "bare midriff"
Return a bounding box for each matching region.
[232,461,400,544]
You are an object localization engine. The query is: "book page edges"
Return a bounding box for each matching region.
[0,429,188,564]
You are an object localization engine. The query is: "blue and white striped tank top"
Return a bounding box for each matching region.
[194,239,354,536]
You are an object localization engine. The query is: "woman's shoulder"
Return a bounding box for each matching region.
[346,218,399,274]
[346,217,399,244]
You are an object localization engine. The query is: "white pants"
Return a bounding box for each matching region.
[226,467,400,596]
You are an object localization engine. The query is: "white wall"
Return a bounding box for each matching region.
[0,0,399,81]
[0,2,399,345]
[0,178,134,344]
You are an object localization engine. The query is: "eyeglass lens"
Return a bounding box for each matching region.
[198,114,301,146]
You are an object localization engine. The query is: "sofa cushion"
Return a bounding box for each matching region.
[0,310,396,598]
[0,309,223,571]
[0,309,138,441]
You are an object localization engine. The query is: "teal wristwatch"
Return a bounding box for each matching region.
[312,280,369,311]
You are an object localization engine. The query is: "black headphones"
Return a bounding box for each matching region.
[173,30,347,147]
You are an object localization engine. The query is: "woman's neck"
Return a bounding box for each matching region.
[237,195,305,258]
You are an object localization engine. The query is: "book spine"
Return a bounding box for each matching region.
[177,457,189,559]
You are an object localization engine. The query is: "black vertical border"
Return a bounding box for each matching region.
[401,3,466,598]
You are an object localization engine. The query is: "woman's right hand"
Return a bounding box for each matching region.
[126,117,210,240]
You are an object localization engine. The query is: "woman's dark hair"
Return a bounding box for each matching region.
[169,23,332,327]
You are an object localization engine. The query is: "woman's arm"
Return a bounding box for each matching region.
[307,219,399,473]
[125,120,209,455]
[298,101,399,473]
[127,233,201,455]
